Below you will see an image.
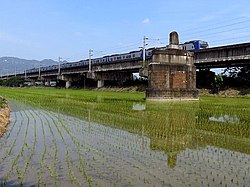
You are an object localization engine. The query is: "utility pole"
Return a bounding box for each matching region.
[23,62,27,79]
[58,57,62,75]
[143,36,148,67]
[88,49,93,72]
[14,62,16,76]
[39,61,41,77]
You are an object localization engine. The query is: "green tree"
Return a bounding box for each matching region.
[212,74,223,93]
[222,66,249,88]
[0,77,24,87]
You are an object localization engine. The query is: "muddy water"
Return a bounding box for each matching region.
[0,101,249,187]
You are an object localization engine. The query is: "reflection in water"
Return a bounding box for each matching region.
[132,103,146,111]
[209,115,240,123]
[0,98,249,186]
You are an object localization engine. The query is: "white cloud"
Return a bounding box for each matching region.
[142,18,150,24]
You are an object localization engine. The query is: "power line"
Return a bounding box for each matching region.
[97,40,141,53]
[209,34,250,44]
[186,27,250,39]
[67,16,250,61]
[180,16,250,33]
[148,16,250,43]
[182,19,250,36]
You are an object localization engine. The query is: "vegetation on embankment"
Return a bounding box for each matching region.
[0,96,10,137]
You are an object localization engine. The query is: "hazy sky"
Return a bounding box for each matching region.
[0,0,250,61]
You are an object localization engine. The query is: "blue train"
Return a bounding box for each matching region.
[26,49,153,74]
[26,40,208,74]
[182,40,209,51]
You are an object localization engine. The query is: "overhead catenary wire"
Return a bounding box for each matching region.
[148,16,250,44]
[179,16,250,33]
[184,27,250,39]
[91,40,142,57]
[209,34,250,45]
[181,19,250,37]
[68,16,250,62]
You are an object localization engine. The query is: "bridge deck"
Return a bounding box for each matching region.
[195,42,250,68]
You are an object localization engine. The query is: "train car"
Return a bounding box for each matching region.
[130,50,142,59]
[108,54,122,62]
[24,46,166,74]
[146,48,153,58]
[93,57,104,64]
[26,68,38,74]
[183,40,208,51]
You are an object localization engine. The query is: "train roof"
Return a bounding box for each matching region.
[184,40,208,44]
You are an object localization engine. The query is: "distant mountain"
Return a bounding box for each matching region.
[0,57,58,75]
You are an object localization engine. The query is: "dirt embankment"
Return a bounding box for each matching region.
[0,97,10,137]
[198,88,250,97]
[95,86,250,97]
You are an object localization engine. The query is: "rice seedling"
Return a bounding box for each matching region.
[33,110,47,186]
[37,109,59,186]
[0,88,249,186]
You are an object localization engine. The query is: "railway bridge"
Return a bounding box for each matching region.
[1,33,250,99]
[194,42,250,68]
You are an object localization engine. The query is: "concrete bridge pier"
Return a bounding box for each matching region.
[146,31,199,100]
[87,71,132,88]
[45,81,50,86]
[58,74,81,88]
[97,80,105,88]
[65,80,72,89]
[59,75,73,89]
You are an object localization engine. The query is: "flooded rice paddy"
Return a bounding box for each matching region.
[0,88,249,186]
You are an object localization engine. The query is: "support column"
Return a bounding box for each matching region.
[146,31,199,100]
[97,80,104,88]
[66,81,72,89]
[45,81,50,86]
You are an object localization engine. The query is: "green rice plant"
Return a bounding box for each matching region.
[18,110,38,184]
[0,88,249,186]
[1,110,29,182]
[33,110,47,186]
[38,110,59,186]
[65,147,76,185]
[0,112,23,165]
[6,110,31,183]
[48,111,94,185]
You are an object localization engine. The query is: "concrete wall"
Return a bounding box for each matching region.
[146,49,198,100]
[152,49,194,65]
[147,64,198,99]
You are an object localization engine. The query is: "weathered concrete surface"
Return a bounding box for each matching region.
[146,47,198,100]
[169,31,179,45]
[152,49,194,65]
[0,98,10,137]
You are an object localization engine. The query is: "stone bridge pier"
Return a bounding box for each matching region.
[146,31,199,100]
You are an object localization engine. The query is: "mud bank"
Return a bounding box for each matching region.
[0,97,10,137]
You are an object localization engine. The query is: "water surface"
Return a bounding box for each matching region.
[0,90,249,186]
